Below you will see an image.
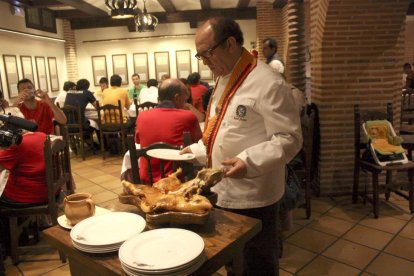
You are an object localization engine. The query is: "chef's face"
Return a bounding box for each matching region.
[195,23,233,77]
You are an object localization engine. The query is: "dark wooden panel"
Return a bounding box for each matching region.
[237,0,250,9]
[71,8,256,29]
[200,0,211,10]
[56,0,107,16]
[273,0,288,9]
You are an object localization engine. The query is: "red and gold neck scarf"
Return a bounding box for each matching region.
[202,48,257,167]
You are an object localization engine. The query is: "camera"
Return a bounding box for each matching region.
[0,114,38,148]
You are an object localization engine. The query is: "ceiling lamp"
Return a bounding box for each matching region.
[106,0,138,19]
[134,0,158,32]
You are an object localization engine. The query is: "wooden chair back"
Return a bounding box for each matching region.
[0,130,72,264]
[97,100,127,158]
[134,99,158,117]
[354,103,392,158]
[127,134,186,184]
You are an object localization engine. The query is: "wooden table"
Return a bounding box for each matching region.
[43,204,261,276]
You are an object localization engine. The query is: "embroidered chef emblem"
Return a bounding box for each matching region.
[234,105,247,121]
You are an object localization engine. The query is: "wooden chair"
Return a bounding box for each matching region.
[97,100,127,160]
[294,106,316,219]
[126,134,194,184]
[133,99,158,117]
[59,104,95,160]
[353,103,414,218]
[0,132,73,264]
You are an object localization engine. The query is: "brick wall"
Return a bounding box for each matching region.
[256,1,306,91]
[405,16,414,64]
[310,0,409,195]
[62,19,78,81]
[256,1,287,62]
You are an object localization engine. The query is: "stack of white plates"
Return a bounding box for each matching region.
[119,228,206,276]
[70,212,146,253]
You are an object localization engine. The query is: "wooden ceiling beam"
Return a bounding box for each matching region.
[237,0,250,9]
[56,0,107,16]
[29,0,65,8]
[200,0,211,10]
[157,0,176,13]
[70,7,256,29]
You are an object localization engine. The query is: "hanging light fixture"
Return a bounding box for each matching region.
[134,0,158,32]
[106,0,138,19]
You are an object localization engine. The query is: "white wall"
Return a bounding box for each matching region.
[75,20,257,88]
[0,2,67,101]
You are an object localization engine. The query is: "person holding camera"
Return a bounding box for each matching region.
[16,79,66,134]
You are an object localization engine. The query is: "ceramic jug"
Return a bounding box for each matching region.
[63,193,95,226]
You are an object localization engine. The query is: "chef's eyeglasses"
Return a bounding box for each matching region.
[195,37,229,60]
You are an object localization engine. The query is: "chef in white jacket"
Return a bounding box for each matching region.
[183,18,302,275]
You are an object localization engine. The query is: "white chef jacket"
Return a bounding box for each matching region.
[190,60,302,209]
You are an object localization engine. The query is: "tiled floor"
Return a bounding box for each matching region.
[3,154,414,275]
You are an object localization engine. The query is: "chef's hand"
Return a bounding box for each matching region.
[221,157,247,178]
[179,146,193,155]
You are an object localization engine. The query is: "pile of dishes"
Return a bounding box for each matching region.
[119,228,206,275]
[70,212,146,253]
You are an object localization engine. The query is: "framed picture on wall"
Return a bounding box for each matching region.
[91,55,108,86]
[47,57,59,92]
[154,51,170,81]
[198,59,213,81]
[133,53,149,82]
[20,56,34,83]
[175,50,191,79]
[3,55,20,98]
[112,54,128,85]
[35,56,48,92]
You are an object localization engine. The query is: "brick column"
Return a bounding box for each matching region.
[63,19,78,81]
[256,1,306,91]
[310,0,409,195]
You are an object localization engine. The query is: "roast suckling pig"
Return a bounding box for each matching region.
[122,168,223,214]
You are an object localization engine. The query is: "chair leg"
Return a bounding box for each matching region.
[372,173,379,219]
[58,250,67,263]
[100,132,106,160]
[385,171,392,201]
[9,217,19,265]
[353,162,360,203]
[305,177,311,219]
[79,135,85,161]
[409,169,414,214]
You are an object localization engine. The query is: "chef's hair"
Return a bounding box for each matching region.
[209,17,244,46]
[158,79,185,102]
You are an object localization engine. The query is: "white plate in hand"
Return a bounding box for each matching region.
[57,206,111,230]
[146,149,194,161]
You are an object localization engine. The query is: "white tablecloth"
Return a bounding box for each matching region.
[121,144,141,175]
[0,169,9,196]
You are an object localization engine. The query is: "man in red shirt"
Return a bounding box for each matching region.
[135,79,202,183]
[16,79,67,134]
[187,72,208,114]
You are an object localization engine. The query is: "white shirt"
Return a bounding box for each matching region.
[190,60,302,209]
[138,86,158,104]
[268,59,285,74]
[54,91,67,107]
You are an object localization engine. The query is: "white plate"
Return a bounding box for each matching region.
[70,212,146,246]
[146,149,194,161]
[58,206,111,230]
[72,241,120,254]
[121,255,206,276]
[119,228,204,271]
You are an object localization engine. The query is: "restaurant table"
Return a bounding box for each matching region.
[43,203,262,276]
